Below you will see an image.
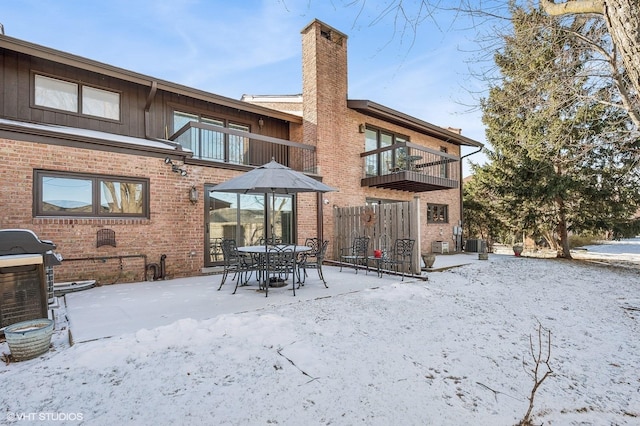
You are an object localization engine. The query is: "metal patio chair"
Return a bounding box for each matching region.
[217,239,253,292]
[302,237,321,255]
[383,238,415,281]
[298,239,329,287]
[264,245,297,297]
[340,236,370,274]
[259,236,282,246]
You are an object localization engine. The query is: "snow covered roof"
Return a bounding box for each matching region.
[0,118,190,155]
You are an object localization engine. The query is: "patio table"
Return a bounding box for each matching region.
[367,255,386,278]
[238,245,311,293]
[238,245,312,254]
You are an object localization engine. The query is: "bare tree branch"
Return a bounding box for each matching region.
[518,322,554,426]
[540,0,604,15]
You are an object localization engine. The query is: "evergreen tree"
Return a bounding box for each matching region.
[463,173,508,249]
[475,5,640,258]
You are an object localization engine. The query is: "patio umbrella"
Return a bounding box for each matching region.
[213,159,336,195]
[213,159,337,293]
[214,159,336,230]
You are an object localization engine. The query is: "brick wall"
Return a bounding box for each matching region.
[0,138,251,284]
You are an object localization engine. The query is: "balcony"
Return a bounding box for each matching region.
[170,121,318,174]
[360,142,460,192]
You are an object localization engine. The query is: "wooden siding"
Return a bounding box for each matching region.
[0,49,290,142]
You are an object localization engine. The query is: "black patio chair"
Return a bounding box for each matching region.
[298,239,329,287]
[340,236,370,274]
[297,237,319,282]
[264,245,297,297]
[217,239,253,292]
[302,237,321,255]
[209,237,223,262]
[259,236,282,245]
[383,238,415,280]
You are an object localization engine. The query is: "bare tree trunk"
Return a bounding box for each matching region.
[605,0,640,99]
[542,0,640,99]
[555,197,572,258]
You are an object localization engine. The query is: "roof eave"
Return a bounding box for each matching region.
[0,34,302,125]
[347,99,484,148]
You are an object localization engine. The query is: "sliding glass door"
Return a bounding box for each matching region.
[204,187,294,266]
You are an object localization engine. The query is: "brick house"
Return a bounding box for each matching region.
[0,19,482,284]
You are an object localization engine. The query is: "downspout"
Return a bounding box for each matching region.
[459,146,483,250]
[317,192,324,241]
[144,81,158,139]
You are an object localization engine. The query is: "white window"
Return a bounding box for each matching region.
[364,126,409,175]
[82,86,120,120]
[34,74,120,120]
[35,74,78,112]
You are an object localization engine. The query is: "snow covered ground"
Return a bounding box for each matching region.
[1,241,639,425]
[573,237,640,267]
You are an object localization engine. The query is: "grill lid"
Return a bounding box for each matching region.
[0,229,61,266]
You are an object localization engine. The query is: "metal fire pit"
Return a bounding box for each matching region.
[0,229,61,330]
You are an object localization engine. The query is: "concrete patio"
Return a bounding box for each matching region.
[63,253,484,343]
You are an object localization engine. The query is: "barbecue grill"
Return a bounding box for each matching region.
[0,229,62,330]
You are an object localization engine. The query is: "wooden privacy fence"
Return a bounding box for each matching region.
[332,200,421,274]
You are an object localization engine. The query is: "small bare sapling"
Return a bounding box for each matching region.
[517,322,554,426]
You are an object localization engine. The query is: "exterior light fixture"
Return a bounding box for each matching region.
[164,157,187,176]
[258,118,264,129]
[189,186,199,203]
[358,124,366,133]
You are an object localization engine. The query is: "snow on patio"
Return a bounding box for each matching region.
[1,242,639,425]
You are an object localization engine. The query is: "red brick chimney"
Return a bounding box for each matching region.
[301,19,348,173]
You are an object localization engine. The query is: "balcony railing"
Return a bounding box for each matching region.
[169,121,318,174]
[360,142,460,192]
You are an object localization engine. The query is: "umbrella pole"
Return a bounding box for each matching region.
[265,191,275,297]
[272,191,276,243]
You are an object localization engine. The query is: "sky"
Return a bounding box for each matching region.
[1,0,499,175]
[1,241,639,424]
